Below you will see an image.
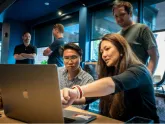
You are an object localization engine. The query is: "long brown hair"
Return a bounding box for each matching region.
[98,33,143,119]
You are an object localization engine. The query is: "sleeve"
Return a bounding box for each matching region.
[88,77,94,83]
[111,65,148,93]
[58,67,66,89]
[14,46,19,55]
[49,39,62,51]
[141,26,157,50]
[32,46,37,54]
[86,74,94,84]
[80,72,94,86]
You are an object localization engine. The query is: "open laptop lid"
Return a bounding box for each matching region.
[0,64,64,123]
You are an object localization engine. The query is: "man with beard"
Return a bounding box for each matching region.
[14,32,37,64]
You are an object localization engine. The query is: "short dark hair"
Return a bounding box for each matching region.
[61,43,83,57]
[53,24,64,33]
[112,1,133,15]
[23,32,31,36]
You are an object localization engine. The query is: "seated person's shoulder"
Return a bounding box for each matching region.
[80,69,94,81]
[126,64,151,80]
[58,67,65,73]
[128,64,148,73]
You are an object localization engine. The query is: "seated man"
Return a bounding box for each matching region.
[58,43,94,109]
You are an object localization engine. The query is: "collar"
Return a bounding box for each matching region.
[62,67,83,80]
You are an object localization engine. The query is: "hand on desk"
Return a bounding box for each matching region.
[61,88,78,108]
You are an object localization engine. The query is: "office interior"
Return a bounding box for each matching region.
[0,0,165,123]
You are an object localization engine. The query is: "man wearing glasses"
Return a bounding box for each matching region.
[58,43,94,109]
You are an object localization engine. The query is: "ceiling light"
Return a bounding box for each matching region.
[58,11,62,16]
[82,3,85,6]
[44,2,49,6]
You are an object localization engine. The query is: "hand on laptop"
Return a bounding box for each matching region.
[61,88,78,108]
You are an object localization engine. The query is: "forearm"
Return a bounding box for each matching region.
[73,97,86,105]
[22,53,36,59]
[148,54,159,75]
[81,77,115,97]
[14,54,26,60]
[43,51,49,56]
[43,48,52,56]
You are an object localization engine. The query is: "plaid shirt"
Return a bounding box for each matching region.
[58,67,94,109]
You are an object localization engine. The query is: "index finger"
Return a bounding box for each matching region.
[63,88,70,100]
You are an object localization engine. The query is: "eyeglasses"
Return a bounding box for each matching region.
[63,55,79,62]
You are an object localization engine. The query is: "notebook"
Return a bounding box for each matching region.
[0,64,96,123]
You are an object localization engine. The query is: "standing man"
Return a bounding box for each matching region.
[14,32,37,64]
[43,24,64,67]
[112,1,159,75]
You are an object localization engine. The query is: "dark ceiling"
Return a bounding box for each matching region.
[1,0,165,23]
[1,0,112,23]
[3,0,77,21]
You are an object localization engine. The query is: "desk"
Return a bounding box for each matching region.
[0,106,122,123]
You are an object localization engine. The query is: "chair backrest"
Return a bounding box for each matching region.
[82,62,98,80]
[155,93,165,123]
[154,71,165,87]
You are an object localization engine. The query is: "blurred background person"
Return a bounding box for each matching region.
[43,24,65,67]
[14,32,37,64]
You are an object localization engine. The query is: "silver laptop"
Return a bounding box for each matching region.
[0,64,96,123]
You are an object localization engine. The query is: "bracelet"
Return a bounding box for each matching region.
[72,85,83,99]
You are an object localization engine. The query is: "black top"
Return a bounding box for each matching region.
[112,64,159,122]
[48,38,64,67]
[14,44,37,64]
[86,64,159,123]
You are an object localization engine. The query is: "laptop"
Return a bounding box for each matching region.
[0,64,96,123]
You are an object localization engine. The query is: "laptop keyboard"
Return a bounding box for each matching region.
[64,117,75,123]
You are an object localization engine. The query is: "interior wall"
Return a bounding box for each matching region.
[2,20,29,64]
[1,22,10,64]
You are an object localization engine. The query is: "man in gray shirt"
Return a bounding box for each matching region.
[58,43,94,109]
[112,1,159,75]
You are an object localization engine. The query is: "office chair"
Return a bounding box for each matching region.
[153,71,165,94]
[82,61,98,80]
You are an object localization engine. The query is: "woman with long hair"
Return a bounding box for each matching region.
[61,33,159,122]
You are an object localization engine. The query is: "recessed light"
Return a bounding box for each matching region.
[44,2,49,6]
[58,11,62,16]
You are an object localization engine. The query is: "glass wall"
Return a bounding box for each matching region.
[153,31,165,77]
[143,0,165,30]
[64,23,79,43]
[34,13,79,64]
[143,0,165,91]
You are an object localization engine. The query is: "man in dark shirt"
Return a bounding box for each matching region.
[112,1,159,75]
[43,24,64,67]
[14,32,37,64]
